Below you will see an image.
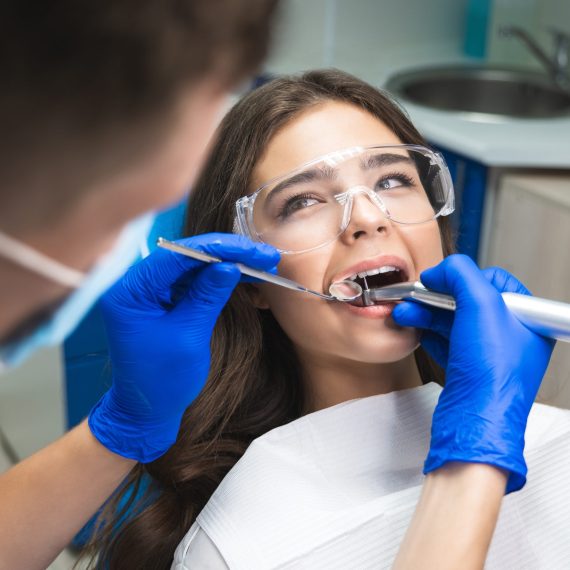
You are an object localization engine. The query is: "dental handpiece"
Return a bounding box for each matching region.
[365,281,570,343]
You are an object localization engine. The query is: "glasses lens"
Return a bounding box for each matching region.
[250,146,452,253]
[252,164,345,252]
[370,148,451,224]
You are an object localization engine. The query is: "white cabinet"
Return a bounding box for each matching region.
[488,173,570,408]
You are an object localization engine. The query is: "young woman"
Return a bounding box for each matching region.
[88,70,570,569]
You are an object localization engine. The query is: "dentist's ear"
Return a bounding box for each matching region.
[244,283,271,309]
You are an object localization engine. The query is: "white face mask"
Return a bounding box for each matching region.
[0,213,155,372]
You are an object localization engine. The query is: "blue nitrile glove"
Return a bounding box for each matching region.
[88,233,280,463]
[392,254,554,493]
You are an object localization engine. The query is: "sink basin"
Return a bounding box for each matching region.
[385,65,570,120]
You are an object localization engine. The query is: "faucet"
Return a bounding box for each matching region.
[499,25,570,88]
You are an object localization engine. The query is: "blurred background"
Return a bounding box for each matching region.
[1,1,569,566]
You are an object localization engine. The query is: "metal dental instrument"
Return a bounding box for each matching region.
[158,238,570,342]
[363,281,457,310]
[364,280,570,343]
[156,238,362,302]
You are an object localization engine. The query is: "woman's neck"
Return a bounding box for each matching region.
[298,350,423,413]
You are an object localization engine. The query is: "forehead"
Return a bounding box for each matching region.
[252,101,403,190]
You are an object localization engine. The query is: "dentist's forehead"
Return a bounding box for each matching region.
[252,101,403,190]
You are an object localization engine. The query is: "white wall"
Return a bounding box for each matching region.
[267,0,569,80]
[265,0,469,82]
[536,0,570,36]
[488,0,570,68]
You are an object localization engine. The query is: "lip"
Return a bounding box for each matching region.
[328,253,411,290]
[341,301,398,319]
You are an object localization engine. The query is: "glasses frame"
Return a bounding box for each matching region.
[233,144,455,255]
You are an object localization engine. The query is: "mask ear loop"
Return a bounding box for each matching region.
[0,232,85,288]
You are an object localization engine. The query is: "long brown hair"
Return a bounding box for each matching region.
[87,69,455,569]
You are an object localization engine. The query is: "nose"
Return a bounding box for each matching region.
[341,186,391,243]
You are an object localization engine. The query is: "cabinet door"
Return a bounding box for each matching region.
[488,173,570,408]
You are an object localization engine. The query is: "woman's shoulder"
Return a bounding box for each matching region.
[171,522,229,570]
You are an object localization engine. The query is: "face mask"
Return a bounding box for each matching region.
[0,212,155,372]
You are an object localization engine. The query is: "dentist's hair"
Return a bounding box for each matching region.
[1,0,279,234]
[89,69,455,569]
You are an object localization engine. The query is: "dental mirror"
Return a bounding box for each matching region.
[157,238,362,302]
[329,280,363,302]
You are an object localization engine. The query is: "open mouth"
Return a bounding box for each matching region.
[345,265,408,307]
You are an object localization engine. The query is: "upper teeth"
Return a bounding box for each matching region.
[347,265,400,280]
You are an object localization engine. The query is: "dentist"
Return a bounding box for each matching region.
[0,2,279,569]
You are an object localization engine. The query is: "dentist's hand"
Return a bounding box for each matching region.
[88,233,280,463]
[392,254,554,492]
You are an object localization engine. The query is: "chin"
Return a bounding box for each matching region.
[340,327,420,364]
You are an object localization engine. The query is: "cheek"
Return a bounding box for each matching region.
[399,222,444,275]
[260,251,329,321]
[276,252,329,288]
[263,289,329,347]
[259,252,337,349]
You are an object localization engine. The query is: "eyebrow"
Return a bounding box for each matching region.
[265,164,337,205]
[264,152,415,205]
[360,153,415,169]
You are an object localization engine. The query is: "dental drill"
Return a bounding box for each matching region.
[360,280,570,343]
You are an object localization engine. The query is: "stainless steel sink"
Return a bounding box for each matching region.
[385,65,570,120]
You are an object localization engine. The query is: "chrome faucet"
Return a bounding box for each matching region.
[499,26,570,88]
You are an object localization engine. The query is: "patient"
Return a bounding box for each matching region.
[89,70,570,569]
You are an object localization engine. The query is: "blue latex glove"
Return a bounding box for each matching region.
[392,254,554,493]
[88,233,280,463]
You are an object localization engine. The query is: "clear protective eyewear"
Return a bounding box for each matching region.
[234,144,455,254]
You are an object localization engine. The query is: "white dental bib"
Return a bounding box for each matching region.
[173,383,570,569]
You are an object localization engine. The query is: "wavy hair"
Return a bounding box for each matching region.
[86,69,454,569]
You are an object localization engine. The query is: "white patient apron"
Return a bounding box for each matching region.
[172,383,570,569]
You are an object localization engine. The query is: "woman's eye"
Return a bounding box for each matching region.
[376,177,406,190]
[280,195,319,217]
